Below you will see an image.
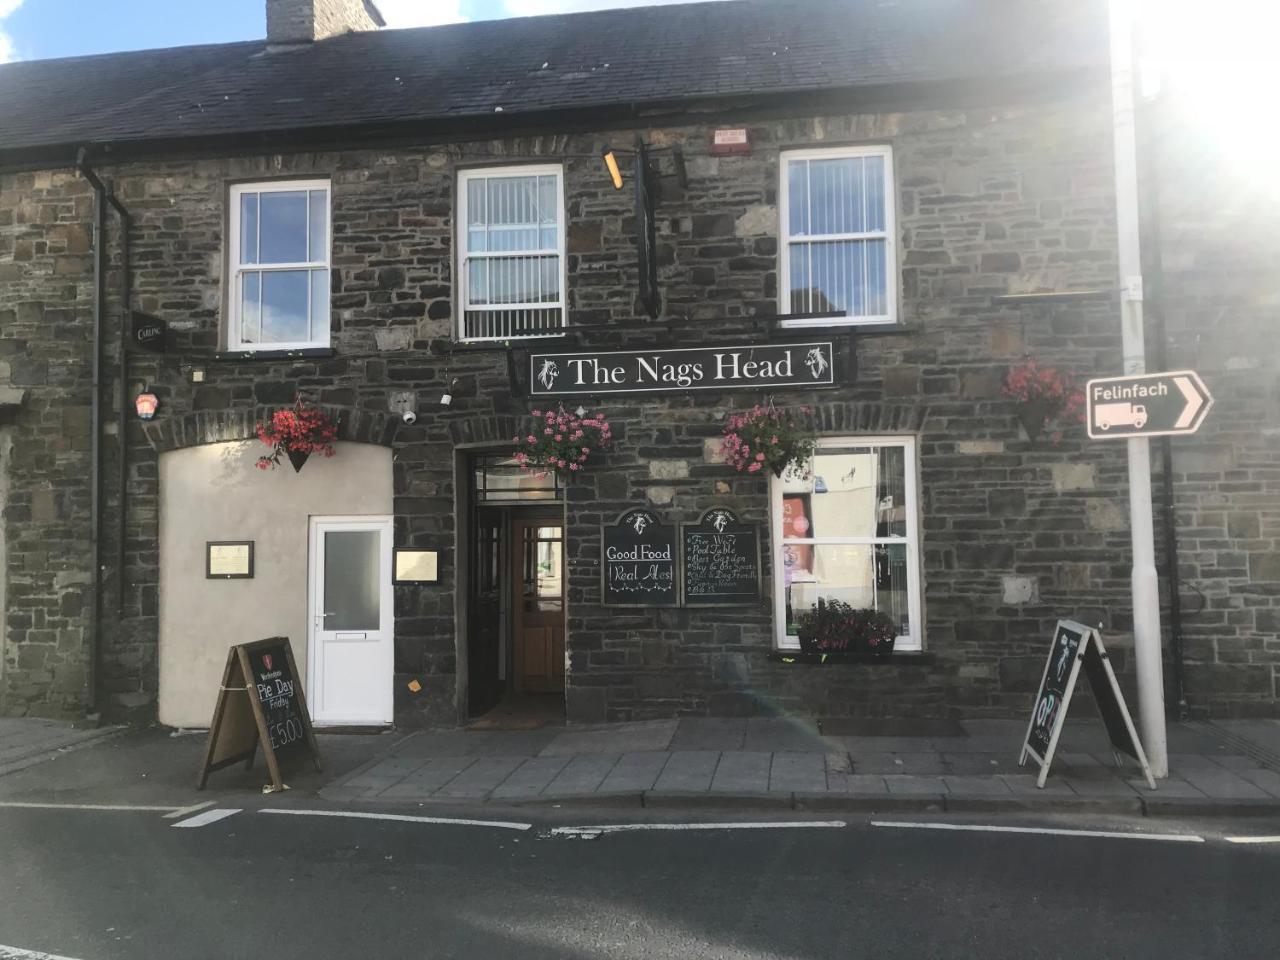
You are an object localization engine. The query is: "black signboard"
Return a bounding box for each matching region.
[1019,620,1154,789]
[1081,641,1141,762]
[131,311,167,353]
[529,342,835,396]
[681,508,762,606]
[635,142,660,320]
[245,639,310,767]
[1086,369,1212,439]
[198,637,321,791]
[1024,620,1087,762]
[601,508,678,607]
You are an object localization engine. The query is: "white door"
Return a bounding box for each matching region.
[308,516,394,726]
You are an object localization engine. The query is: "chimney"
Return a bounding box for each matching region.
[266,0,385,45]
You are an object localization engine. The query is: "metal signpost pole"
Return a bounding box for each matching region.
[1109,0,1167,777]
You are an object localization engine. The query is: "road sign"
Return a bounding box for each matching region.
[1085,369,1212,439]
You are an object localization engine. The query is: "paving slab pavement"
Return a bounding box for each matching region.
[0,718,124,776]
[4,714,1279,821]
[313,717,1280,819]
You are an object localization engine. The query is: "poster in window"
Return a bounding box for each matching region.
[781,494,814,581]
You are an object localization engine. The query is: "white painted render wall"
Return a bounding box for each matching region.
[157,440,392,728]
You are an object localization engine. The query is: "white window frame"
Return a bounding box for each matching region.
[778,144,897,327]
[457,164,567,343]
[227,179,331,352]
[770,435,923,651]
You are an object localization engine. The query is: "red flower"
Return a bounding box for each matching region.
[254,395,338,470]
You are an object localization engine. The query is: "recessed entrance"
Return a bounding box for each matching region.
[465,455,565,726]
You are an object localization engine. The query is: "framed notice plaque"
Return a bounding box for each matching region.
[394,549,439,584]
[681,508,762,606]
[206,541,254,579]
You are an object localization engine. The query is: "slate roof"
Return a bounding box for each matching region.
[0,0,1106,162]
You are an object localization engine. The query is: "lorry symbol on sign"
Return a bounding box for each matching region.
[1094,402,1147,431]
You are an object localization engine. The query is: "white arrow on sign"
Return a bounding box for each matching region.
[1173,375,1205,429]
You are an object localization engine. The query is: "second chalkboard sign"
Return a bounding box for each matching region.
[681,508,762,606]
[601,509,679,607]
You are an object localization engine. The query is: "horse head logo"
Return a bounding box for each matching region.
[711,511,730,533]
[537,360,559,391]
[631,513,649,535]
[805,347,829,379]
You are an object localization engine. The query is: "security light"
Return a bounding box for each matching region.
[602,147,623,189]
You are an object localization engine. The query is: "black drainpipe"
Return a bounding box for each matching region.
[74,148,132,718]
[108,184,132,616]
[1135,98,1189,720]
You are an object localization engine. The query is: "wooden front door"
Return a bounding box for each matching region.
[512,520,565,692]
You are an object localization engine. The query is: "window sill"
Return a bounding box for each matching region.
[772,319,918,337]
[767,650,935,666]
[215,347,336,361]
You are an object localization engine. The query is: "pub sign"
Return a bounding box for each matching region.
[529,342,836,396]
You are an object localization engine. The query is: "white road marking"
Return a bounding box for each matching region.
[0,945,88,960]
[171,807,242,829]
[548,820,847,837]
[259,808,533,832]
[162,799,218,820]
[1224,835,1280,844]
[0,801,178,813]
[871,820,1205,843]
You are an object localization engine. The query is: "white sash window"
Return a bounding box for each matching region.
[780,145,896,326]
[771,436,922,650]
[228,180,331,351]
[458,165,566,341]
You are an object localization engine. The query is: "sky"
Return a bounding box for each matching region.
[0,0,729,62]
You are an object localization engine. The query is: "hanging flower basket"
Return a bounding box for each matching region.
[795,598,897,657]
[255,396,338,472]
[721,402,816,478]
[513,407,612,477]
[1003,357,1085,443]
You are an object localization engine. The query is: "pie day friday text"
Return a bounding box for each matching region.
[529,342,836,395]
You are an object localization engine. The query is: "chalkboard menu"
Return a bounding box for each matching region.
[681,508,761,606]
[245,640,309,765]
[198,637,322,791]
[601,509,679,607]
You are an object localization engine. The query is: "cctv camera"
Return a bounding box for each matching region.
[401,410,417,425]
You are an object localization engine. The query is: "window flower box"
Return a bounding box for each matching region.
[794,598,897,658]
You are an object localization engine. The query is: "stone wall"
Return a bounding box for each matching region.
[1150,98,1280,717]
[0,170,96,717]
[3,87,1270,723]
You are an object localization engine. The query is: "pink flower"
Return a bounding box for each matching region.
[555,434,563,441]
[570,463,579,471]
[755,452,765,462]
[527,435,537,443]
[582,446,590,453]
[748,462,761,473]
[544,427,553,435]
[531,409,542,417]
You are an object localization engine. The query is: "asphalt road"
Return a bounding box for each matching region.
[2,806,1279,960]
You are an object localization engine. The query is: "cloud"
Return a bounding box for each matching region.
[377,0,467,27]
[501,0,732,16]
[0,0,22,64]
